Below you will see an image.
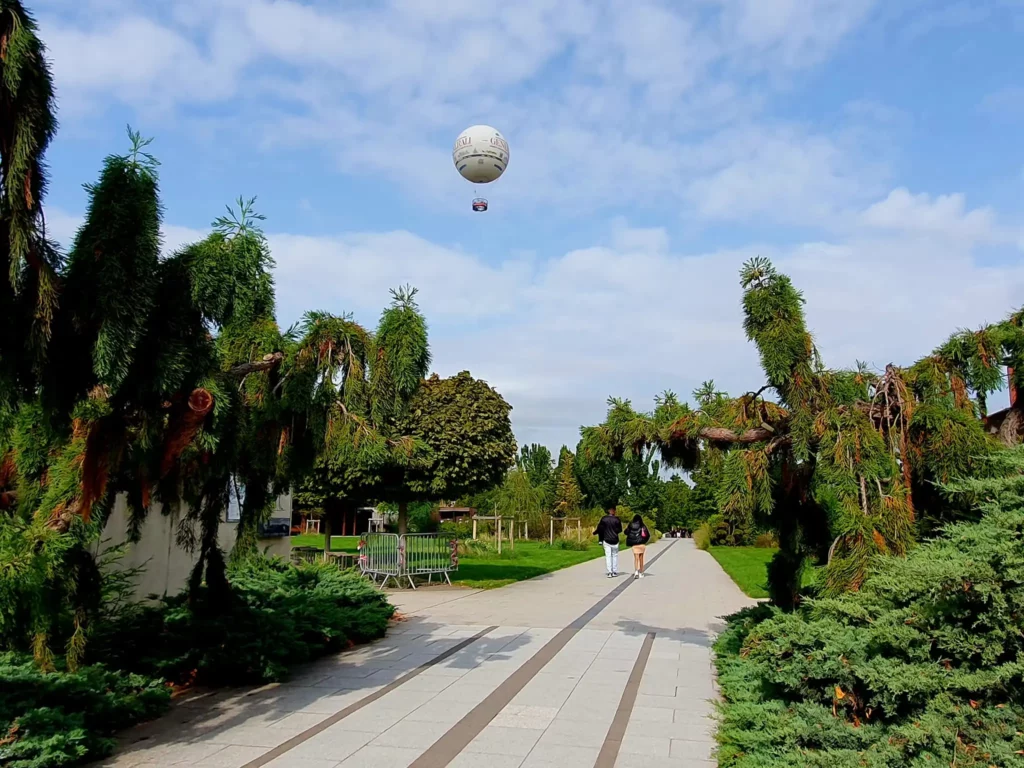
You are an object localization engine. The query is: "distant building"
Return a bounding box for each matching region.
[331,506,374,536]
[438,506,475,522]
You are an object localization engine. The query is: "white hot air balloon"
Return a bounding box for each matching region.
[452,125,509,212]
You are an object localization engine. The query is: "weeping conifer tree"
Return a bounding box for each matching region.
[296,287,433,538]
[583,257,1024,608]
[0,137,405,665]
[369,286,432,535]
[0,3,445,668]
[296,307,519,540]
[0,0,60,410]
[0,127,289,665]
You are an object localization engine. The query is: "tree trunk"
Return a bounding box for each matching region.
[398,500,409,536]
[160,388,214,478]
[998,407,1023,447]
[322,511,333,554]
[228,352,284,377]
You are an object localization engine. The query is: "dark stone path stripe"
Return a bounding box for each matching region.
[409,540,677,768]
[240,625,498,768]
[595,631,656,768]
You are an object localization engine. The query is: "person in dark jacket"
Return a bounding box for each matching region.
[594,507,623,577]
[625,514,651,579]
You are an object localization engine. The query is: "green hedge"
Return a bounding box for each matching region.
[2,558,395,767]
[440,521,474,540]
[0,654,170,768]
[693,522,711,550]
[91,557,395,686]
[714,497,1024,766]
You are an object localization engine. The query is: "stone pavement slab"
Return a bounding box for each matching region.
[94,539,754,768]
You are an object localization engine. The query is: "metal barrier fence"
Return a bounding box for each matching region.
[358,532,458,589]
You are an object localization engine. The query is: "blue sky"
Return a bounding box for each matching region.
[33,0,1024,452]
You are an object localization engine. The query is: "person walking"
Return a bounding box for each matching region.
[626,514,652,579]
[594,506,623,578]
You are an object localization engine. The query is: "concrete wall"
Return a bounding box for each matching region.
[96,492,293,601]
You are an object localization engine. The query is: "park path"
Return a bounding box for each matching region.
[97,539,755,768]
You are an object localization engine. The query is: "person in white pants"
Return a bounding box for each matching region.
[593,506,623,578]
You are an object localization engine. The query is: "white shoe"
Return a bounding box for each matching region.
[639,572,645,579]
[633,571,639,579]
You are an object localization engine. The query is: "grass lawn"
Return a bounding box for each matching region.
[292,533,360,552]
[289,534,611,590]
[709,546,818,599]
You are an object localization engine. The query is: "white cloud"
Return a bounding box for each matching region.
[42,16,240,115]
[46,18,196,90]
[263,213,1024,452]
[683,126,882,225]
[46,209,205,256]
[45,194,1024,452]
[859,188,1004,245]
[163,224,210,254]
[44,209,86,250]
[33,0,1024,451]
[36,0,884,222]
[979,86,1024,120]
[268,231,534,320]
[713,0,878,70]
[900,0,996,40]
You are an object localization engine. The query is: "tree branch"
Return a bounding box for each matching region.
[742,384,773,402]
[229,352,284,377]
[159,388,214,478]
[661,397,894,451]
[691,426,779,444]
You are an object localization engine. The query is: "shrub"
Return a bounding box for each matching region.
[90,557,394,686]
[753,531,778,548]
[693,523,712,551]
[456,538,520,559]
[440,520,473,540]
[407,502,439,533]
[544,514,585,542]
[0,653,170,768]
[638,512,661,544]
[1,556,396,767]
[707,514,731,545]
[714,453,1024,767]
[581,507,605,530]
[543,537,591,552]
[702,513,755,546]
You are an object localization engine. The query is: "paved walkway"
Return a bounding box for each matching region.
[97,539,755,768]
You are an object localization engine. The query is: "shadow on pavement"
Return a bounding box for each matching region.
[92,618,531,766]
[611,619,718,649]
